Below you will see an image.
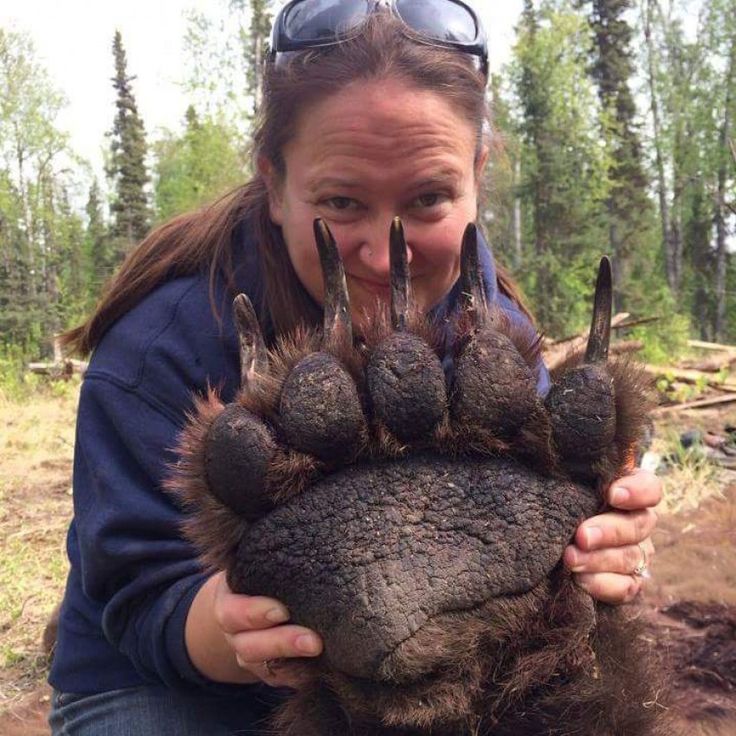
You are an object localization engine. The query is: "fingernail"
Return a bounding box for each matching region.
[569,553,587,572]
[265,607,289,624]
[611,486,630,505]
[584,526,603,547]
[296,634,321,655]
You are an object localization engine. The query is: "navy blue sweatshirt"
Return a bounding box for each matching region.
[49,222,549,698]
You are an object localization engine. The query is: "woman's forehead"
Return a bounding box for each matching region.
[284,79,477,186]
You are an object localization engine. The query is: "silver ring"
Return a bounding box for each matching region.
[632,543,651,579]
[263,659,275,675]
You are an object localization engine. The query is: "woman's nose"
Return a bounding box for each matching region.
[357,219,413,278]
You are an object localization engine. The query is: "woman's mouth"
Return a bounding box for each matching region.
[349,275,391,300]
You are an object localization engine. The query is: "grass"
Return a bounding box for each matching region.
[650,426,730,515]
[0,379,78,710]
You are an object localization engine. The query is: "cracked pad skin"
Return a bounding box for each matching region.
[233,455,598,680]
[168,221,667,736]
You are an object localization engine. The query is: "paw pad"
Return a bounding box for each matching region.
[168,216,652,700]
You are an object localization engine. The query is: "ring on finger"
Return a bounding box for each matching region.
[263,659,277,676]
[632,542,651,580]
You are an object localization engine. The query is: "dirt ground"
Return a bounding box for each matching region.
[0,386,734,735]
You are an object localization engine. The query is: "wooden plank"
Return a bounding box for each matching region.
[546,313,630,346]
[612,315,660,330]
[643,364,736,392]
[653,393,736,414]
[681,353,736,372]
[687,339,736,353]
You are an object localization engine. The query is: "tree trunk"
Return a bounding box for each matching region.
[714,43,735,340]
[513,158,522,269]
[644,0,676,295]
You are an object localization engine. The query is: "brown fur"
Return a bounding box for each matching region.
[269,574,670,735]
[163,391,245,572]
[593,358,657,492]
[167,284,669,735]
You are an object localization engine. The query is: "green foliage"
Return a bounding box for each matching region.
[107,30,150,251]
[640,0,735,341]
[631,311,690,366]
[182,0,274,134]
[83,179,114,308]
[0,344,40,400]
[153,107,246,222]
[585,0,657,314]
[0,0,732,372]
[508,0,613,337]
[0,27,81,357]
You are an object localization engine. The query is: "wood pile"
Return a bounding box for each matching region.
[542,316,736,414]
[26,338,88,379]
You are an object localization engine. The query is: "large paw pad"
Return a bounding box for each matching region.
[167,217,651,694]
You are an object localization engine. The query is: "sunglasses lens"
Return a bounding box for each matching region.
[284,0,373,42]
[396,0,479,44]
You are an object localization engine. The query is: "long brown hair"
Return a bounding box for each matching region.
[61,13,531,357]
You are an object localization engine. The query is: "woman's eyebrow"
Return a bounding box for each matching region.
[306,169,463,194]
[407,171,462,191]
[307,177,362,193]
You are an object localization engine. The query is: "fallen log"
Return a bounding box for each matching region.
[611,315,660,330]
[544,313,631,347]
[27,359,87,378]
[680,353,736,372]
[644,364,736,392]
[543,314,635,369]
[653,393,736,414]
[687,339,736,353]
[545,338,643,372]
[611,340,644,355]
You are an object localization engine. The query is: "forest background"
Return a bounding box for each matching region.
[0,0,734,389]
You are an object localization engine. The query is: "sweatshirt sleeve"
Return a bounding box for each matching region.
[72,373,235,691]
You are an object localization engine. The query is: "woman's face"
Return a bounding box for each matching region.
[263,78,486,328]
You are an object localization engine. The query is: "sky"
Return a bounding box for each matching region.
[0,0,523,178]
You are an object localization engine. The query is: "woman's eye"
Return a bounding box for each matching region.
[413,193,447,208]
[324,197,358,211]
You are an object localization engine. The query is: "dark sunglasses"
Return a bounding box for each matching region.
[269,0,489,77]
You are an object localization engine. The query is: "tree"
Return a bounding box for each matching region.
[482,73,524,271]
[153,106,246,222]
[642,0,736,340]
[84,179,112,304]
[107,30,150,254]
[586,0,655,312]
[234,0,273,114]
[0,27,74,353]
[512,0,611,335]
[182,1,274,133]
[702,0,736,339]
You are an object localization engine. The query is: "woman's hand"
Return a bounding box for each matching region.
[563,469,662,604]
[186,571,323,687]
[213,572,323,687]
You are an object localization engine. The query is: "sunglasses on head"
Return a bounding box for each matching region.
[269,0,489,77]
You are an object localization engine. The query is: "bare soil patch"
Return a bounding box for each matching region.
[0,384,77,735]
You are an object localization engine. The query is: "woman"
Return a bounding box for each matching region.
[50,2,661,734]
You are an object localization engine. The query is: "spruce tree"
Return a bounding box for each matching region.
[108,30,150,254]
[586,0,653,311]
[84,180,112,302]
[230,0,273,116]
[514,0,610,336]
[247,0,272,114]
